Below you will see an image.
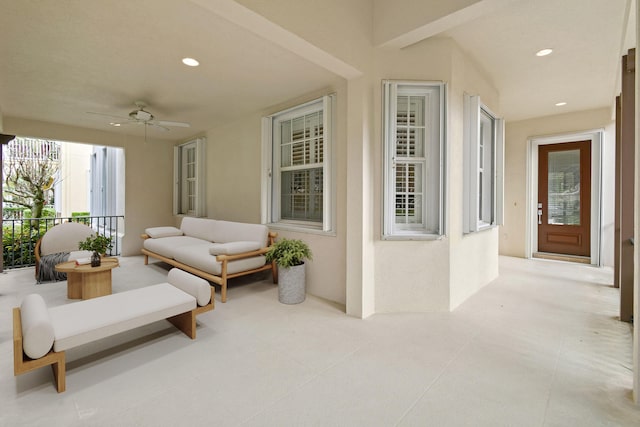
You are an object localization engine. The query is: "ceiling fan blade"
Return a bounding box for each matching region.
[156,120,190,128]
[149,122,170,131]
[87,111,129,121]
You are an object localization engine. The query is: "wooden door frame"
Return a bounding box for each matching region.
[526,130,603,265]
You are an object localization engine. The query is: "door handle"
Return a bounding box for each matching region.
[537,203,543,225]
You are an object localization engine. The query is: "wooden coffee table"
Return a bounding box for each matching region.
[55,257,119,300]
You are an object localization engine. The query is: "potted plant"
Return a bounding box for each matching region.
[265,238,312,304]
[78,233,113,267]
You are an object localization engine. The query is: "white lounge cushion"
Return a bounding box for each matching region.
[167,268,211,306]
[49,284,196,352]
[173,245,266,275]
[40,222,95,256]
[143,236,207,260]
[20,294,55,359]
[180,217,217,242]
[209,241,261,255]
[210,220,269,247]
[145,226,183,239]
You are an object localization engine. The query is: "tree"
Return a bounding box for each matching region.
[3,138,60,226]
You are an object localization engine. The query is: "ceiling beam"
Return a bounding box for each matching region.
[189,0,362,80]
[374,0,518,49]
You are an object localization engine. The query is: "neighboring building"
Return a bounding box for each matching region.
[3,138,125,220]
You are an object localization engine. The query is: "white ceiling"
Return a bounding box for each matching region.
[442,0,635,121]
[0,0,339,141]
[0,0,635,142]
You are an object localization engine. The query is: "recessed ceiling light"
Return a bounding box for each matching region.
[555,102,567,106]
[182,57,199,67]
[536,48,553,57]
[109,122,121,127]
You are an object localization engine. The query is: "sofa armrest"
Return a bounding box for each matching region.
[268,231,277,246]
[215,247,270,262]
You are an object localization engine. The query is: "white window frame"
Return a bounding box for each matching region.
[382,80,446,240]
[261,95,336,234]
[463,94,504,233]
[173,137,206,217]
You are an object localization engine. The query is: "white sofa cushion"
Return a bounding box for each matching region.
[145,226,183,239]
[209,241,262,255]
[210,220,269,247]
[173,245,266,276]
[180,217,217,242]
[20,294,55,359]
[143,236,207,260]
[167,268,211,306]
[40,222,95,256]
[49,284,196,352]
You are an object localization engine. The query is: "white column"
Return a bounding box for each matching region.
[346,77,376,318]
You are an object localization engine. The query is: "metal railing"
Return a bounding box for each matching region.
[2,137,61,161]
[2,215,124,269]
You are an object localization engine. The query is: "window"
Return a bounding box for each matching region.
[173,137,206,217]
[463,94,504,233]
[262,95,335,232]
[382,81,446,239]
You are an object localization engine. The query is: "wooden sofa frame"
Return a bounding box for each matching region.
[141,231,278,303]
[13,288,214,393]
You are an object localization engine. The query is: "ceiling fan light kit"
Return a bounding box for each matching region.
[88,101,190,132]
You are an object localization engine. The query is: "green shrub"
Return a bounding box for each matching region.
[2,222,42,267]
[265,238,312,268]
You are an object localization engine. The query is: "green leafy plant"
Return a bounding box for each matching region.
[265,238,312,268]
[78,233,113,255]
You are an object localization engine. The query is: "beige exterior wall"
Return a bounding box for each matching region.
[448,42,501,309]
[501,108,615,265]
[57,142,92,217]
[198,80,348,305]
[370,38,501,312]
[372,38,454,313]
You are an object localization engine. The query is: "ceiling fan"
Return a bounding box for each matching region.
[88,101,190,131]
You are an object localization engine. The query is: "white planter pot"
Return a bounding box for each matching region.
[278,263,306,304]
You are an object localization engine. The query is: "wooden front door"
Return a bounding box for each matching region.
[537,141,591,256]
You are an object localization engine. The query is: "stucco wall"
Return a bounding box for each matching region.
[369,37,501,312]
[448,42,501,309]
[501,108,615,265]
[199,80,349,305]
[371,38,453,312]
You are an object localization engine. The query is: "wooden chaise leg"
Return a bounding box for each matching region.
[51,356,66,393]
[13,308,67,393]
[168,311,196,339]
[167,289,215,339]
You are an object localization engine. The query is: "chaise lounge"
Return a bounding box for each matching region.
[13,268,214,392]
